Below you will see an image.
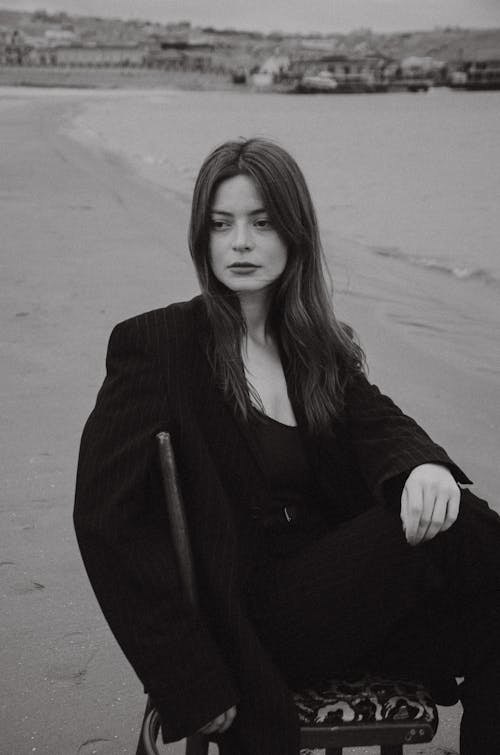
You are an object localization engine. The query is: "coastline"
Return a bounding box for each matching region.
[0,65,236,91]
[2,89,498,754]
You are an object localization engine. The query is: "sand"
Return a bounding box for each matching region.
[2,87,498,754]
[1,90,195,755]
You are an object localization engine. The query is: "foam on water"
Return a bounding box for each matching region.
[372,246,499,288]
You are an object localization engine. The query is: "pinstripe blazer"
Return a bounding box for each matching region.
[74,295,469,755]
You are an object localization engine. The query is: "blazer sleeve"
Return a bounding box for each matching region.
[74,319,238,741]
[343,370,472,503]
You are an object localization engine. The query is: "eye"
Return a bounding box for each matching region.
[254,217,273,229]
[210,218,230,231]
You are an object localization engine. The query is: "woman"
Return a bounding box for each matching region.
[74,138,500,755]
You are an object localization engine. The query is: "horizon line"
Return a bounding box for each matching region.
[1,6,500,37]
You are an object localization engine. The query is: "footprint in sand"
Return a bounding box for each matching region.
[47,630,97,686]
[11,579,45,594]
[2,561,46,594]
[77,738,114,754]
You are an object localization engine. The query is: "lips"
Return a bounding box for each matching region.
[228,263,260,269]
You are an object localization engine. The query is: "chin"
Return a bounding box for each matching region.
[233,282,271,295]
[221,278,265,292]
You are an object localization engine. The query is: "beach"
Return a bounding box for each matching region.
[1,86,499,754]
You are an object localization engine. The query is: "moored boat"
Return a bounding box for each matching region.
[293,69,389,94]
[295,70,338,93]
[387,76,432,92]
[449,59,500,91]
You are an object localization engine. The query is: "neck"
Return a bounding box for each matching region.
[238,289,273,344]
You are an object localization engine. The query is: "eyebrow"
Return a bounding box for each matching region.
[210,208,267,217]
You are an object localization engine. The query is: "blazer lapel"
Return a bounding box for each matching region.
[189,319,268,484]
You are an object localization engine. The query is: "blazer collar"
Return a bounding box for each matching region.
[189,306,268,483]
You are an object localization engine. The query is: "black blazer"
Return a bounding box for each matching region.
[74,295,469,755]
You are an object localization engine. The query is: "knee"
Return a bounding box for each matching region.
[457,487,500,531]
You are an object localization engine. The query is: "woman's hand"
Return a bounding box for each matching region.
[197,705,237,735]
[401,463,460,546]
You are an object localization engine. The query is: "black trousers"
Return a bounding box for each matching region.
[245,489,500,755]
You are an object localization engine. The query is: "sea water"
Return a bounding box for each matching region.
[71,87,500,288]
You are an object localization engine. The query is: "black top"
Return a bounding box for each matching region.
[253,414,310,499]
[250,413,327,555]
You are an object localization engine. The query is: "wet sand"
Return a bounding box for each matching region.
[2,89,498,754]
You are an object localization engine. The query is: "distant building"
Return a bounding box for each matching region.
[35,44,145,67]
[288,37,337,54]
[449,58,500,90]
[144,39,214,71]
[44,28,78,46]
[144,21,191,43]
[0,28,30,64]
[251,54,290,88]
[401,55,445,81]
[259,54,290,76]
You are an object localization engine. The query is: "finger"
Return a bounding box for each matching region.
[441,488,461,531]
[402,481,423,546]
[421,493,448,542]
[214,707,237,734]
[198,724,216,734]
[219,710,236,732]
[400,486,408,531]
[413,485,437,545]
[400,485,415,537]
[198,714,225,734]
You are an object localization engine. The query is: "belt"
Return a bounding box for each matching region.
[259,503,312,530]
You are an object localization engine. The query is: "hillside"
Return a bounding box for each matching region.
[1,9,499,63]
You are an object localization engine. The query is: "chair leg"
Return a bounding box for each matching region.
[135,697,155,755]
[380,746,403,755]
[185,734,209,755]
[135,730,148,755]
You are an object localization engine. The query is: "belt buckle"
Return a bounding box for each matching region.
[283,505,293,523]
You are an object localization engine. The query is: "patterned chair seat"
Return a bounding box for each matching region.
[295,675,438,752]
[295,675,438,727]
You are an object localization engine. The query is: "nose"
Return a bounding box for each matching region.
[232,222,254,252]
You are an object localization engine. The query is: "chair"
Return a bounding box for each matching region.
[136,432,438,755]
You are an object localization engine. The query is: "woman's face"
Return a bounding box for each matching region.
[208,174,288,298]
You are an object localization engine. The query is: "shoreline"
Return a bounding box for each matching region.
[0,65,237,91]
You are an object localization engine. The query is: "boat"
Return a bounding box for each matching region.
[295,70,338,93]
[449,59,500,91]
[387,76,432,92]
[294,69,389,94]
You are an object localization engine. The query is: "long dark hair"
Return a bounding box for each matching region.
[189,137,365,434]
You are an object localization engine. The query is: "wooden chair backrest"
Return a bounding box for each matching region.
[156,432,198,611]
